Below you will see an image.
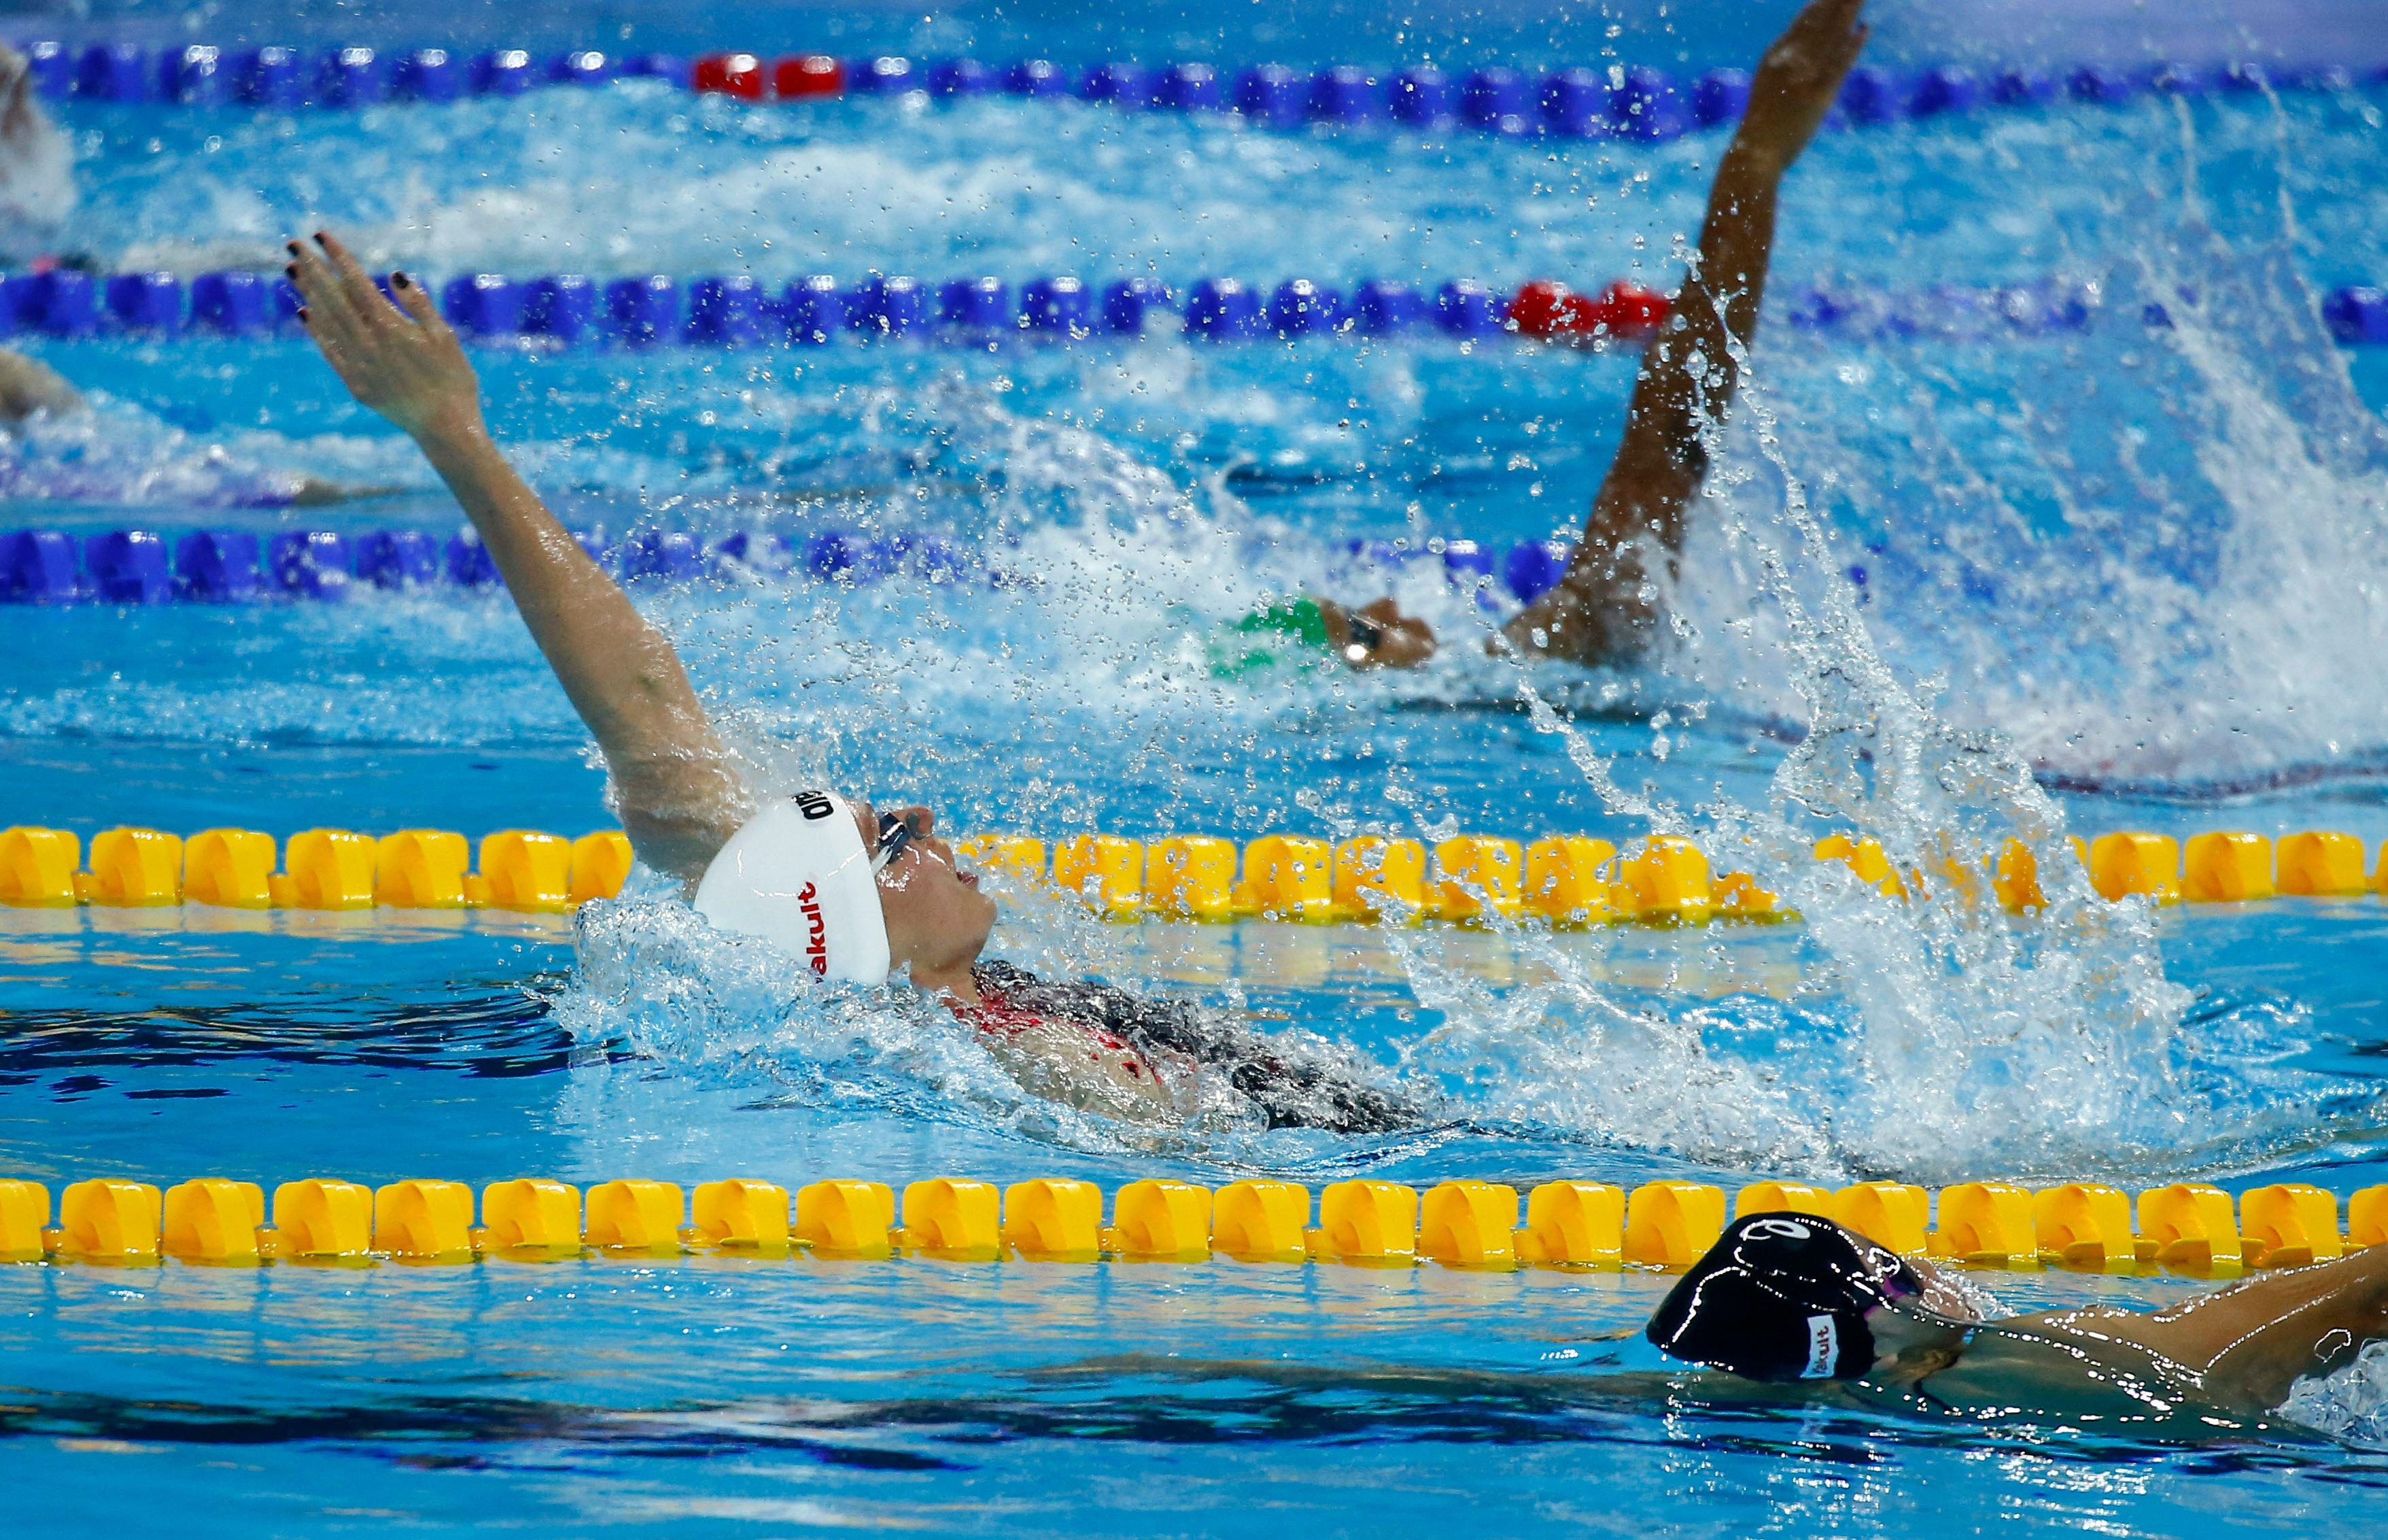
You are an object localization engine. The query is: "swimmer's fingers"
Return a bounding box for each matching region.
[285,237,364,342]
[1739,0,1867,166]
[387,271,466,355]
[285,245,481,436]
[313,230,407,328]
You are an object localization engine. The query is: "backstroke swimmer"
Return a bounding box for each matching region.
[0,328,371,506]
[280,229,1411,1137]
[1115,1210,2388,1437]
[1644,1211,2388,1432]
[1307,0,1869,671]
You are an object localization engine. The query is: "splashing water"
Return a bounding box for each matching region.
[1391,215,2386,1183]
[2281,1340,2388,1446]
[1671,216,2388,792]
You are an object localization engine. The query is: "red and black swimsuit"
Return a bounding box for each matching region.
[950,976,1160,1087]
[950,960,1416,1134]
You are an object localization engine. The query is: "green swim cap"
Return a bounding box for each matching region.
[1209,597,1332,679]
[1234,597,1332,647]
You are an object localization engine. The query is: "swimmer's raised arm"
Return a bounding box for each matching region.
[286,231,750,882]
[1504,0,1867,664]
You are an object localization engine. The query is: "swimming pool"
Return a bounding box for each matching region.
[5,0,2388,1531]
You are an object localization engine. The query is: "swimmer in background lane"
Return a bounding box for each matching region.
[281,229,1413,1138]
[0,44,367,504]
[0,341,80,423]
[1207,596,1436,678]
[0,41,77,423]
[0,42,74,252]
[1309,0,1871,671]
[0,335,365,505]
[1648,1212,2388,1433]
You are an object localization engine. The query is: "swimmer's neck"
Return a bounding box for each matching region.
[915,959,982,1007]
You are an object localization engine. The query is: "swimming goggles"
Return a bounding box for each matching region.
[869,811,919,874]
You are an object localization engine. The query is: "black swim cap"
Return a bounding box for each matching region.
[1644,1212,1925,1382]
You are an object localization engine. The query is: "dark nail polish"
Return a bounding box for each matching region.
[296,307,309,321]
[283,264,296,278]
[392,272,410,290]
[285,241,300,254]
[313,231,328,245]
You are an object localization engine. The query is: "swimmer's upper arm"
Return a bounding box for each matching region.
[411,424,752,886]
[2153,1249,2388,1411]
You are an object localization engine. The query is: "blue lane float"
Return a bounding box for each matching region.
[0,522,1584,608]
[16,37,2382,143]
[2,265,2378,349]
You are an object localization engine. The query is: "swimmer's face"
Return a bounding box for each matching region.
[855,800,998,981]
[1862,1261,1981,1370]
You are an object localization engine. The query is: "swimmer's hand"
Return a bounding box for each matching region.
[1736,0,1870,172]
[285,230,484,444]
[1319,597,1438,669]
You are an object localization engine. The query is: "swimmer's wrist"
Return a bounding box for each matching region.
[407,402,490,451]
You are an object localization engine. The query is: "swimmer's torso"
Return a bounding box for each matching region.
[962,961,1416,1134]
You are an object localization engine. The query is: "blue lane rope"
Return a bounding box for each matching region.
[3,268,2381,346]
[0,525,1570,608]
[14,38,2384,141]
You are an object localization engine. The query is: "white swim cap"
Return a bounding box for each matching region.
[692,790,892,984]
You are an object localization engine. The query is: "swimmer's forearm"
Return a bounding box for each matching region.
[1679,141,1784,406]
[1497,127,1793,663]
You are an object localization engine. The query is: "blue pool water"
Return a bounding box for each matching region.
[5,1,2388,1532]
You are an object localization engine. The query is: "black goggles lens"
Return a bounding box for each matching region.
[871,812,916,872]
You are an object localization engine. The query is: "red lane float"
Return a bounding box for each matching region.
[692,52,767,100]
[695,52,848,101]
[774,54,845,98]
[1508,279,1673,340]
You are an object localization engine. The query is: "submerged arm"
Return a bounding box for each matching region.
[1504,0,1868,665]
[1990,1248,2388,1417]
[287,232,748,883]
[2119,1247,2388,1413]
